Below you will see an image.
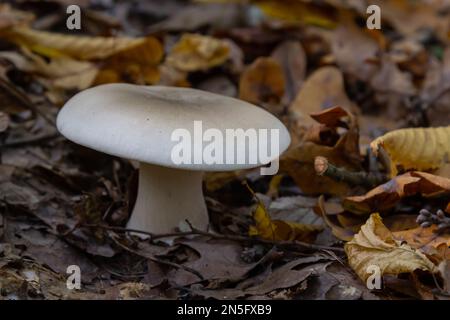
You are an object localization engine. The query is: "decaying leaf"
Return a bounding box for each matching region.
[239,57,285,111]
[282,105,362,195]
[0,4,34,30]
[345,213,438,283]
[94,36,163,85]
[1,26,146,60]
[289,66,358,129]
[393,225,450,255]
[371,126,450,177]
[343,171,450,215]
[254,0,337,29]
[166,33,230,72]
[24,51,99,90]
[249,194,322,242]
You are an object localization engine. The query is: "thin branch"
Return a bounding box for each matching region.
[80,222,344,253]
[314,156,387,188]
[184,220,344,253]
[109,233,204,281]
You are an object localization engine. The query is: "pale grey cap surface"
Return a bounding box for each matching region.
[57,84,291,171]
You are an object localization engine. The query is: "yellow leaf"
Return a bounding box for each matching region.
[2,26,146,60]
[196,0,336,28]
[370,126,450,177]
[345,213,438,283]
[94,37,163,85]
[19,48,98,90]
[249,191,321,242]
[255,0,336,29]
[166,33,230,72]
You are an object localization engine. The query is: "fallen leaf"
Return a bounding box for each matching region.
[239,57,285,112]
[371,126,450,177]
[249,194,322,242]
[343,171,450,215]
[393,225,450,254]
[2,26,146,60]
[169,238,265,286]
[94,36,163,85]
[282,105,362,195]
[345,213,438,283]
[289,66,359,129]
[166,33,230,72]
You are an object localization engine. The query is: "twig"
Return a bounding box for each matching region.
[184,220,344,253]
[314,156,387,188]
[81,223,196,240]
[0,78,55,126]
[1,132,60,148]
[80,222,344,253]
[109,233,204,281]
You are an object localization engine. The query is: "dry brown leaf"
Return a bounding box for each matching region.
[239,57,285,111]
[316,195,356,241]
[2,26,146,60]
[371,126,450,177]
[289,66,359,130]
[24,51,98,90]
[166,33,230,72]
[393,225,450,254]
[345,213,438,283]
[343,171,450,215]
[282,106,361,195]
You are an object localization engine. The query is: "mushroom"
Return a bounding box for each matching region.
[57,84,290,235]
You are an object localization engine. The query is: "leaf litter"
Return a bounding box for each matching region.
[0,0,449,300]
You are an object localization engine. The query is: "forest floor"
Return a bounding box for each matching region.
[0,0,449,300]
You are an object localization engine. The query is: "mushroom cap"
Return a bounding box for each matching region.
[57,84,290,171]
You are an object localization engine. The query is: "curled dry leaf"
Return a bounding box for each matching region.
[1,26,146,60]
[249,195,322,243]
[239,57,285,111]
[289,66,358,129]
[22,50,98,90]
[345,213,438,283]
[371,126,450,177]
[282,105,362,195]
[343,171,450,215]
[166,33,230,72]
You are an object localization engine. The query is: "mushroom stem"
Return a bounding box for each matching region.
[127,162,208,235]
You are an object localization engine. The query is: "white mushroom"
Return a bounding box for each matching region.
[57,84,290,235]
